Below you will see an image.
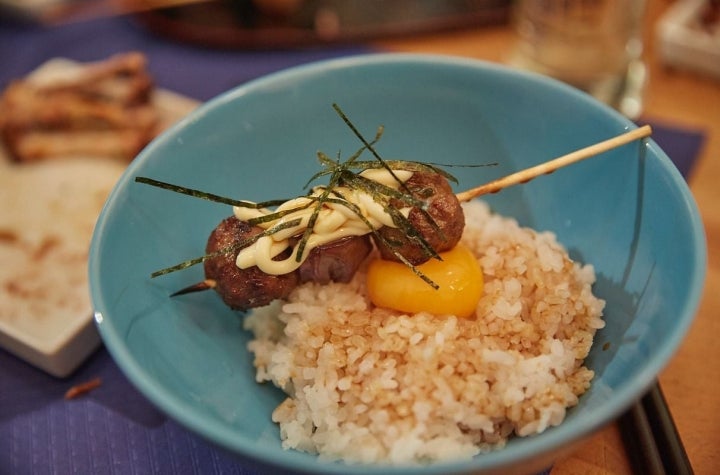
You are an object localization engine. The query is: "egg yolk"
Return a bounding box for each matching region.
[366,243,484,318]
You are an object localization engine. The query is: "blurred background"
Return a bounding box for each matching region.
[0,1,718,474]
[1,0,717,114]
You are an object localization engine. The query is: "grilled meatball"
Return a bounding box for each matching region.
[372,171,464,265]
[298,235,373,284]
[202,171,463,309]
[204,216,298,310]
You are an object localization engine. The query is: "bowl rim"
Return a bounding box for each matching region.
[90,52,707,474]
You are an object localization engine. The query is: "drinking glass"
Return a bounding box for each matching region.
[510,0,647,118]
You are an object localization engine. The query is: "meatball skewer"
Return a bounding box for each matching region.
[145,122,651,312]
[200,170,460,310]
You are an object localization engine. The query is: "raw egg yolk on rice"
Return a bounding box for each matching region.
[366,243,484,318]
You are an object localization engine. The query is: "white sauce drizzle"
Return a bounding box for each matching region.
[234,169,413,275]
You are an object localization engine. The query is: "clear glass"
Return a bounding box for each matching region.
[510,0,647,118]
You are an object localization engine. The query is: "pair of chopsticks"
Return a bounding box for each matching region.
[618,381,694,475]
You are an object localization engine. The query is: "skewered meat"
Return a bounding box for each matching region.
[204,216,299,310]
[297,235,373,284]
[372,171,465,265]
[183,166,465,310]
[194,171,464,310]
[204,218,372,309]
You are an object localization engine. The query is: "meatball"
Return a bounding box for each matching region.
[372,171,464,265]
[204,216,298,310]
[298,235,373,284]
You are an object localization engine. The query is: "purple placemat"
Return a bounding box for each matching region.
[0,14,706,475]
[638,119,707,180]
[0,15,370,101]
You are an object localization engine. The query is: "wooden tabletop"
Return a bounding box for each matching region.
[377,0,720,473]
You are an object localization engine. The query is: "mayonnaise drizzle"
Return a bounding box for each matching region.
[233,169,413,275]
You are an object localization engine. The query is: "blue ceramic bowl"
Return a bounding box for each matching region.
[89,54,706,475]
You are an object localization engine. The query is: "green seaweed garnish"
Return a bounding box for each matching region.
[134,177,288,209]
[149,218,302,278]
[137,104,488,288]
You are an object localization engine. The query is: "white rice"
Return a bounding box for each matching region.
[244,201,605,465]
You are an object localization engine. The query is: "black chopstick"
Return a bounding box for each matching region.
[618,381,694,475]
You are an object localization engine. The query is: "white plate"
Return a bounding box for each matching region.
[0,59,199,377]
[657,0,720,79]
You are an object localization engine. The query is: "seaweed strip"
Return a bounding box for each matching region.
[135,177,287,209]
[150,218,301,278]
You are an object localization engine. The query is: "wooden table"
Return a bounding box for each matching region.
[377,0,720,473]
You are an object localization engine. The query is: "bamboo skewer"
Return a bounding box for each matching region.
[143,123,653,286]
[455,125,653,203]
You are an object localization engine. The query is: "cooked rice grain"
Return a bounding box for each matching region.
[244,201,605,464]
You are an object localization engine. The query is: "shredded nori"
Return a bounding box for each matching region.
[137,104,493,288]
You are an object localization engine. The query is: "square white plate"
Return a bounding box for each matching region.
[0,58,199,377]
